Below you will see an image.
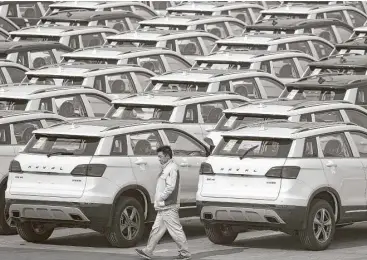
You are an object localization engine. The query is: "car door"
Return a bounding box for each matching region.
[161,128,208,207]
[344,109,367,129]
[180,104,204,141]
[198,100,227,137]
[271,58,300,84]
[0,123,16,175]
[81,94,112,117]
[128,130,164,201]
[318,132,366,219]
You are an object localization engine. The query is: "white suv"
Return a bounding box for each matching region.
[6,119,210,247]
[0,110,66,235]
[197,120,367,250]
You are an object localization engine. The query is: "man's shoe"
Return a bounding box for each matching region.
[174,254,191,260]
[135,249,152,259]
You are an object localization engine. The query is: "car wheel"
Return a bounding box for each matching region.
[16,222,54,243]
[204,223,238,245]
[0,186,17,235]
[299,199,335,251]
[106,196,145,248]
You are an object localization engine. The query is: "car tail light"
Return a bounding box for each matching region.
[71,164,107,177]
[9,160,22,173]
[200,162,214,175]
[265,166,300,179]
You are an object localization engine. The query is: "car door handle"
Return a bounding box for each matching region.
[135,159,147,165]
[180,162,189,167]
[326,161,337,168]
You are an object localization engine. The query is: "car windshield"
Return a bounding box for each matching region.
[215,136,293,158]
[25,135,100,156]
[14,35,61,42]
[216,114,289,131]
[26,76,84,86]
[0,99,28,110]
[194,61,251,70]
[280,87,346,101]
[150,82,209,92]
[105,105,174,121]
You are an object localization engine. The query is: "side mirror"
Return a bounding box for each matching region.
[204,137,215,154]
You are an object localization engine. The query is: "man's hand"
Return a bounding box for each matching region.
[154,200,165,208]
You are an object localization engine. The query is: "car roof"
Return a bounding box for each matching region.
[32,118,187,138]
[246,18,353,30]
[112,91,247,106]
[261,3,361,14]
[150,68,277,83]
[139,15,244,26]
[285,74,367,90]
[0,41,73,54]
[308,54,367,69]
[49,1,151,9]
[336,36,367,49]
[10,25,117,37]
[221,120,361,139]
[107,29,219,41]
[195,49,315,63]
[223,99,361,116]
[353,26,367,33]
[25,63,153,78]
[0,110,62,120]
[41,10,143,22]
[167,2,264,12]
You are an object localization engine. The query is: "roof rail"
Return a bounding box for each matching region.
[293,100,353,110]
[319,52,362,61]
[33,62,88,70]
[101,119,169,132]
[0,82,34,87]
[294,121,357,134]
[46,8,91,16]
[30,85,93,95]
[294,73,344,82]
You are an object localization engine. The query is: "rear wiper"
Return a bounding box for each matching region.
[47,151,75,158]
[239,145,259,160]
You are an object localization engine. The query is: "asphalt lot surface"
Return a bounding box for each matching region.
[0,218,367,260]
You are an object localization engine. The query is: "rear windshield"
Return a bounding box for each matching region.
[150,82,209,92]
[216,114,289,131]
[0,99,28,110]
[216,44,269,52]
[280,87,346,101]
[14,35,61,42]
[25,135,100,156]
[62,57,118,65]
[260,13,308,21]
[105,105,174,121]
[194,61,251,70]
[215,136,293,158]
[110,40,158,48]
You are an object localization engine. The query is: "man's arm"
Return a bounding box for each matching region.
[159,166,178,201]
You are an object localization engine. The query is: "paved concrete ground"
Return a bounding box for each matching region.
[0,218,367,260]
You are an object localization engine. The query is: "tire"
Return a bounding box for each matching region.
[105,196,145,248]
[204,223,238,245]
[298,199,335,251]
[16,222,54,243]
[336,223,353,228]
[0,185,16,235]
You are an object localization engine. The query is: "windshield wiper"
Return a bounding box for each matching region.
[47,151,75,158]
[239,145,259,160]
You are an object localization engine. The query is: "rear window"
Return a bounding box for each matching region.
[25,135,100,156]
[15,36,61,42]
[216,114,288,131]
[261,13,308,20]
[27,76,84,86]
[195,61,251,70]
[152,82,209,92]
[112,40,158,47]
[280,88,346,101]
[63,57,117,65]
[218,44,269,51]
[0,99,28,110]
[106,105,174,121]
[215,136,293,158]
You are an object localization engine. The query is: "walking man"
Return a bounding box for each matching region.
[135,145,191,260]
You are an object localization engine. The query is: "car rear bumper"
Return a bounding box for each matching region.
[6,199,111,232]
[197,201,306,231]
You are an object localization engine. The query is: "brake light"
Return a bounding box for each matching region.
[71,164,107,177]
[265,166,300,179]
[9,160,22,173]
[200,162,214,175]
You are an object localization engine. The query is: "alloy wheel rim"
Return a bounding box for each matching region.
[119,206,140,240]
[313,208,332,243]
[31,222,47,234]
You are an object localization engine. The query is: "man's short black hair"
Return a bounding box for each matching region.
[156,145,173,158]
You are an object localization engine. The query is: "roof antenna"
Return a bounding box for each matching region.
[340,56,347,63]
[318,77,325,84]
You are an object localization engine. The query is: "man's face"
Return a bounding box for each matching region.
[158,151,170,165]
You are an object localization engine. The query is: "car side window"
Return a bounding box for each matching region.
[17,52,29,68]
[105,19,129,31]
[129,130,163,156]
[127,17,143,30]
[258,77,284,98]
[176,38,203,56]
[319,132,351,158]
[164,54,191,71]
[347,10,366,27]
[297,57,313,73]
[335,26,353,42]
[260,60,271,73]
[229,99,247,108]
[272,58,299,78]
[6,66,26,83]
[29,50,54,69]
[200,101,226,124]
[314,110,343,122]
[134,55,165,74]
[345,109,367,129]
[69,35,80,49]
[205,22,228,38]
[7,3,17,17]
[350,132,367,158]
[312,27,337,43]
[85,94,111,117]
[312,40,333,59]
[227,22,244,36]
[356,87,367,107]
[106,73,136,94]
[201,37,216,53]
[44,118,64,127]
[19,2,42,18]
[39,98,53,112]
[111,134,128,156]
[81,33,104,48]
[231,78,261,98]
[288,41,312,57]
[133,5,156,18]
[183,104,198,123]
[325,11,347,23]
[54,95,88,118]
[300,113,312,122]
[0,124,11,145]
[12,120,42,145]
[163,129,207,157]
[134,72,152,91]
[230,9,252,24]
[303,136,318,157]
